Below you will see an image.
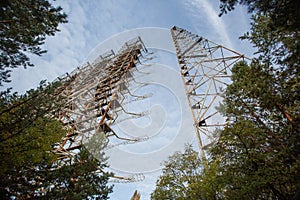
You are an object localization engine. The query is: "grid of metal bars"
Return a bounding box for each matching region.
[171,26,248,159]
[52,27,250,181]
[54,37,149,167]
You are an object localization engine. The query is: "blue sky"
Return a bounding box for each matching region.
[7,0,254,94]
[5,0,255,199]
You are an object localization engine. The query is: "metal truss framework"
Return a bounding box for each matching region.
[54,37,149,182]
[53,26,249,181]
[171,26,248,160]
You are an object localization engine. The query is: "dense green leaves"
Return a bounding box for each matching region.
[213,0,300,198]
[152,61,299,199]
[0,82,63,198]
[0,81,65,175]
[0,0,67,85]
[220,0,300,79]
[210,59,300,199]
[40,148,113,200]
[152,0,299,199]
[1,147,113,199]
[0,1,115,199]
[155,59,299,199]
[0,83,114,199]
[151,145,216,200]
[151,145,200,199]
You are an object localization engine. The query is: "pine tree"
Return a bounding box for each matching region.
[211,60,300,199]
[0,81,64,176]
[151,145,210,200]
[152,1,299,199]
[209,0,300,199]
[0,0,67,85]
[0,82,113,199]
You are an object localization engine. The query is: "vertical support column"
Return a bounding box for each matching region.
[171,27,206,160]
[170,26,247,162]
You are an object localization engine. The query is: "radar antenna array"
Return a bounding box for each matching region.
[54,37,151,182]
[171,26,249,160]
[53,26,249,181]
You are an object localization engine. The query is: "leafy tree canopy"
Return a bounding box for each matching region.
[151,145,217,200]
[220,0,300,68]
[0,0,67,85]
[210,60,300,199]
[39,147,113,200]
[152,0,299,199]
[211,0,300,199]
[220,0,300,31]
[0,81,65,175]
[0,82,114,199]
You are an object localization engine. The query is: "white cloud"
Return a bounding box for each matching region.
[182,0,233,48]
[6,1,88,93]
[3,1,255,199]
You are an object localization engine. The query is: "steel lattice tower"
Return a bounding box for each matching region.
[53,26,249,181]
[171,26,248,160]
[54,37,150,182]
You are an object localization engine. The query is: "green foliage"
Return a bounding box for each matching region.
[220,0,300,29]
[0,81,65,175]
[41,147,113,200]
[0,1,113,198]
[0,81,64,198]
[210,59,300,199]
[153,1,299,199]
[0,147,113,199]
[85,131,109,163]
[207,1,300,198]
[0,0,67,85]
[151,145,218,200]
[219,0,300,68]
[0,83,113,199]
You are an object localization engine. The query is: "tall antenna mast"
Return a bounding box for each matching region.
[171,26,248,160]
[54,37,150,182]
